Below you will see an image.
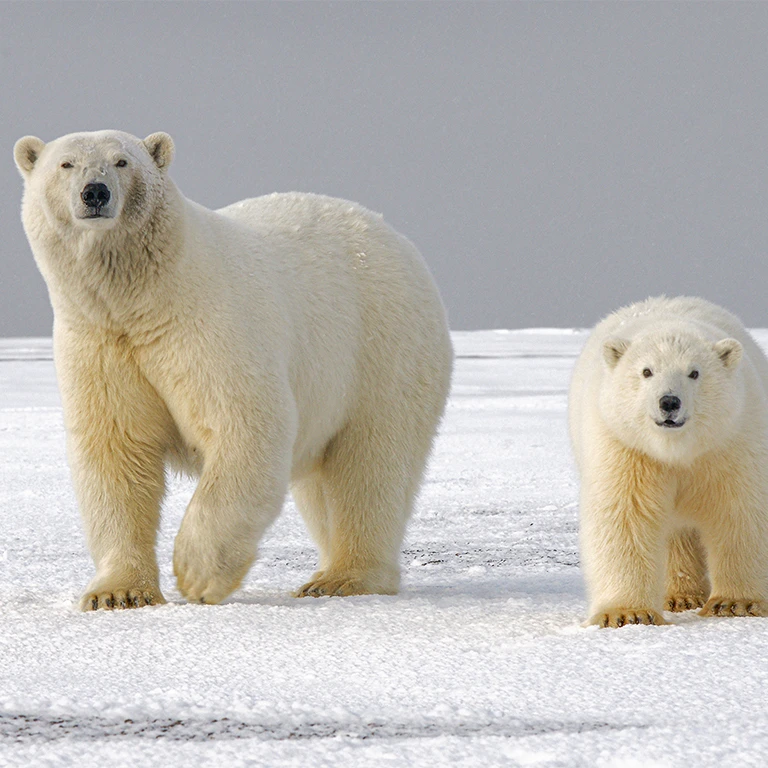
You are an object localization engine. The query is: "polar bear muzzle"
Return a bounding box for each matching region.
[656,393,686,428]
[80,182,111,217]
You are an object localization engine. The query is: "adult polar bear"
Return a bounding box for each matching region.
[570,296,768,627]
[14,130,453,610]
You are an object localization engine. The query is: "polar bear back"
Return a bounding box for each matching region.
[216,191,444,340]
[216,190,448,363]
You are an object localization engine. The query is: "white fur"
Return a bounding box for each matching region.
[569,296,768,627]
[14,130,453,610]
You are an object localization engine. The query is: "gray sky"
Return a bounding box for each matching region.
[3,1,768,336]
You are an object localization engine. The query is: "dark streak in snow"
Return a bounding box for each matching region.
[0,713,648,743]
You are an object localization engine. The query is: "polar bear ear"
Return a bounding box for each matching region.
[603,338,630,369]
[143,132,174,170]
[14,136,46,177]
[714,338,743,370]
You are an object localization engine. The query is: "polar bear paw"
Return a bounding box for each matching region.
[172,512,257,604]
[588,608,666,628]
[173,558,251,605]
[699,597,768,617]
[80,585,165,611]
[173,540,254,605]
[664,594,706,612]
[294,569,398,598]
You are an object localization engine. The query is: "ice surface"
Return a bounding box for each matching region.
[2,331,768,767]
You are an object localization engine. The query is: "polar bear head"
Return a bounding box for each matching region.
[599,329,744,464]
[14,130,174,235]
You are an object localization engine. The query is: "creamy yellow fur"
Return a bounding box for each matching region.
[569,296,768,627]
[14,130,453,610]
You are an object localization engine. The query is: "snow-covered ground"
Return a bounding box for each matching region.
[2,331,768,767]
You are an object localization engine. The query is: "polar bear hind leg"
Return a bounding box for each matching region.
[291,472,332,578]
[294,396,439,597]
[664,529,710,611]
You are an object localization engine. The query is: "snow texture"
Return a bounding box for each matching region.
[2,331,768,767]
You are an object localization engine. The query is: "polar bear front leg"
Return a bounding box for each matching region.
[58,338,173,611]
[696,469,768,618]
[76,452,167,612]
[173,435,291,604]
[580,449,671,627]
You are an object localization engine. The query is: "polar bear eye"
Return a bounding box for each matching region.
[60,161,73,169]
[115,159,127,168]
[689,370,699,380]
[642,368,653,378]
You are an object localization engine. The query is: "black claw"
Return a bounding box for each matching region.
[615,616,625,627]
[647,613,655,625]
[91,597,98,611]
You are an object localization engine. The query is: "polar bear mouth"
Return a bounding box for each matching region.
[656,417,687,429]
[78,212,112,219]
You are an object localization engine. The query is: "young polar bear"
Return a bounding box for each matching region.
[569,296,768,627]
[14,130,453,610]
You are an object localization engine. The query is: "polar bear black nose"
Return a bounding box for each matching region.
[659,395,681,414]
[81,182,110,208]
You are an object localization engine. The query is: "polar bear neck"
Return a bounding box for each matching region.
[40,182,186,339]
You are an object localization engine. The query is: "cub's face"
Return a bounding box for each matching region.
[599,331,744,464]
[14,130,174,235]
